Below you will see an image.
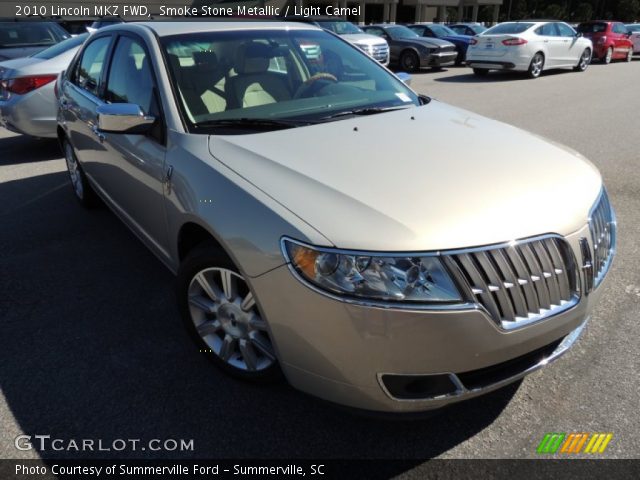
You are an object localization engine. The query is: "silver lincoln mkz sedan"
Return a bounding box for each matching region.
[57,22,615,413]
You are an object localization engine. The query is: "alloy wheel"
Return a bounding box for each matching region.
[627,48,633,62]
[401,52,418,72]
[529,54,544,78]
[187,267,276,372]
[64,142,83,199]
[579,49,590,70]
[604,47,613,64]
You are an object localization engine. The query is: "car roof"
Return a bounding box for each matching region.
[103,21,320,37]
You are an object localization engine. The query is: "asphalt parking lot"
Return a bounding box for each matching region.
[1,60,639,468]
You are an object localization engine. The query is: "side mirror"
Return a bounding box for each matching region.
[575,32,583,37]
[396,71,412,86]
[97,103,155,134]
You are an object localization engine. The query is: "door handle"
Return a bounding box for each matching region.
[543,39,549,43]
[91,124,105,143]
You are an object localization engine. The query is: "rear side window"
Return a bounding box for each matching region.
[612,23,628,34]
[73,36,111,97]
[535,24,558,36]
[556,23,576,37]
[105,36,158,116]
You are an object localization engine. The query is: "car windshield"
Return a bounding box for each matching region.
[577,22,607,33]
[428,25,458,37]
[162,29,420,133]
[317,21,362,35]
[0,22,66,48]
[484,23,534,35]
[386,26,420,39]
[32,33,88,59]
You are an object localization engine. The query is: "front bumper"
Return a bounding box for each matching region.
[250,224,610,413]
[423,51,458,67]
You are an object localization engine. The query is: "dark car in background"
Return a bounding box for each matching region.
[448,23,487,36]
[408,23,473,65]
[362,24,457,72]
[0,21,70,61]
[577,21,633,63]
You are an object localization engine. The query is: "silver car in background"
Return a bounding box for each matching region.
[466,21,593,78]
[57,22,614,413]
[0,33,88,138]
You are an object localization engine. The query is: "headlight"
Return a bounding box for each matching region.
[282,239,462,304]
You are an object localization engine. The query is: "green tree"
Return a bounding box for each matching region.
[572,2,594,21]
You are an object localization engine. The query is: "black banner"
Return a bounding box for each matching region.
[1,459,640,480]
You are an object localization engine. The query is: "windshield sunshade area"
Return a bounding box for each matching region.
[161,29,419,133]
[484,23,534,35]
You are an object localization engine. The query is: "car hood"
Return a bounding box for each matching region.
[340,33,387,46]
[207,101,602,251]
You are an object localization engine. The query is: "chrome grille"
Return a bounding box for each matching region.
[371,44,389,62]
[589,189,616,288]
[443,237,579,330]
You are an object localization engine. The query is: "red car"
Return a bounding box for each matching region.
[577,21,634,63]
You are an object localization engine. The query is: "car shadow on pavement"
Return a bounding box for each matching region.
[0,135,61,166]
[0,169,520,471]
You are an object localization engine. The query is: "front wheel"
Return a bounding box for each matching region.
[177,247,280,382]
[603,47,613,64]
[63,138,98,207]
[400,50,420,72]
[472,68,489,76]
[527,52,544,78]
[574,48,591,71]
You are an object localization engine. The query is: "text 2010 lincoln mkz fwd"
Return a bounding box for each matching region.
[57,22,615,413]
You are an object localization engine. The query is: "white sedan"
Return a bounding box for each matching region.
[466,21,593,78]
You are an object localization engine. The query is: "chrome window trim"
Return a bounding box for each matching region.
[377,318,588,403]
[280,233,581,327]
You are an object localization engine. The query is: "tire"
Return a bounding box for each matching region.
[574,48,591,72]
[400,50,420,72]
[602,47,613,64]
[472,68,489,76]
[527,52,544,78]
[177,246,280,383]
[63,138,98,207]
[627,48,633,62]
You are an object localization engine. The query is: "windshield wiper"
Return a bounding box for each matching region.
[320,106,411,120]
[193,117,315,131]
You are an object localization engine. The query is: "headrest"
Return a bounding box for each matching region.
[193,51,218,72]
[235,42,271,74]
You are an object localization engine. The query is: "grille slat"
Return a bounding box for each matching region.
[447,237,578,329]
[491,250,529,318]
[504,247,540,314]
[519,244,552,310]
[457,253,502,321]
[589,190,615,288]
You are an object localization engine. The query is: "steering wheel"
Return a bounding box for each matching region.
[293,73,338,99]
